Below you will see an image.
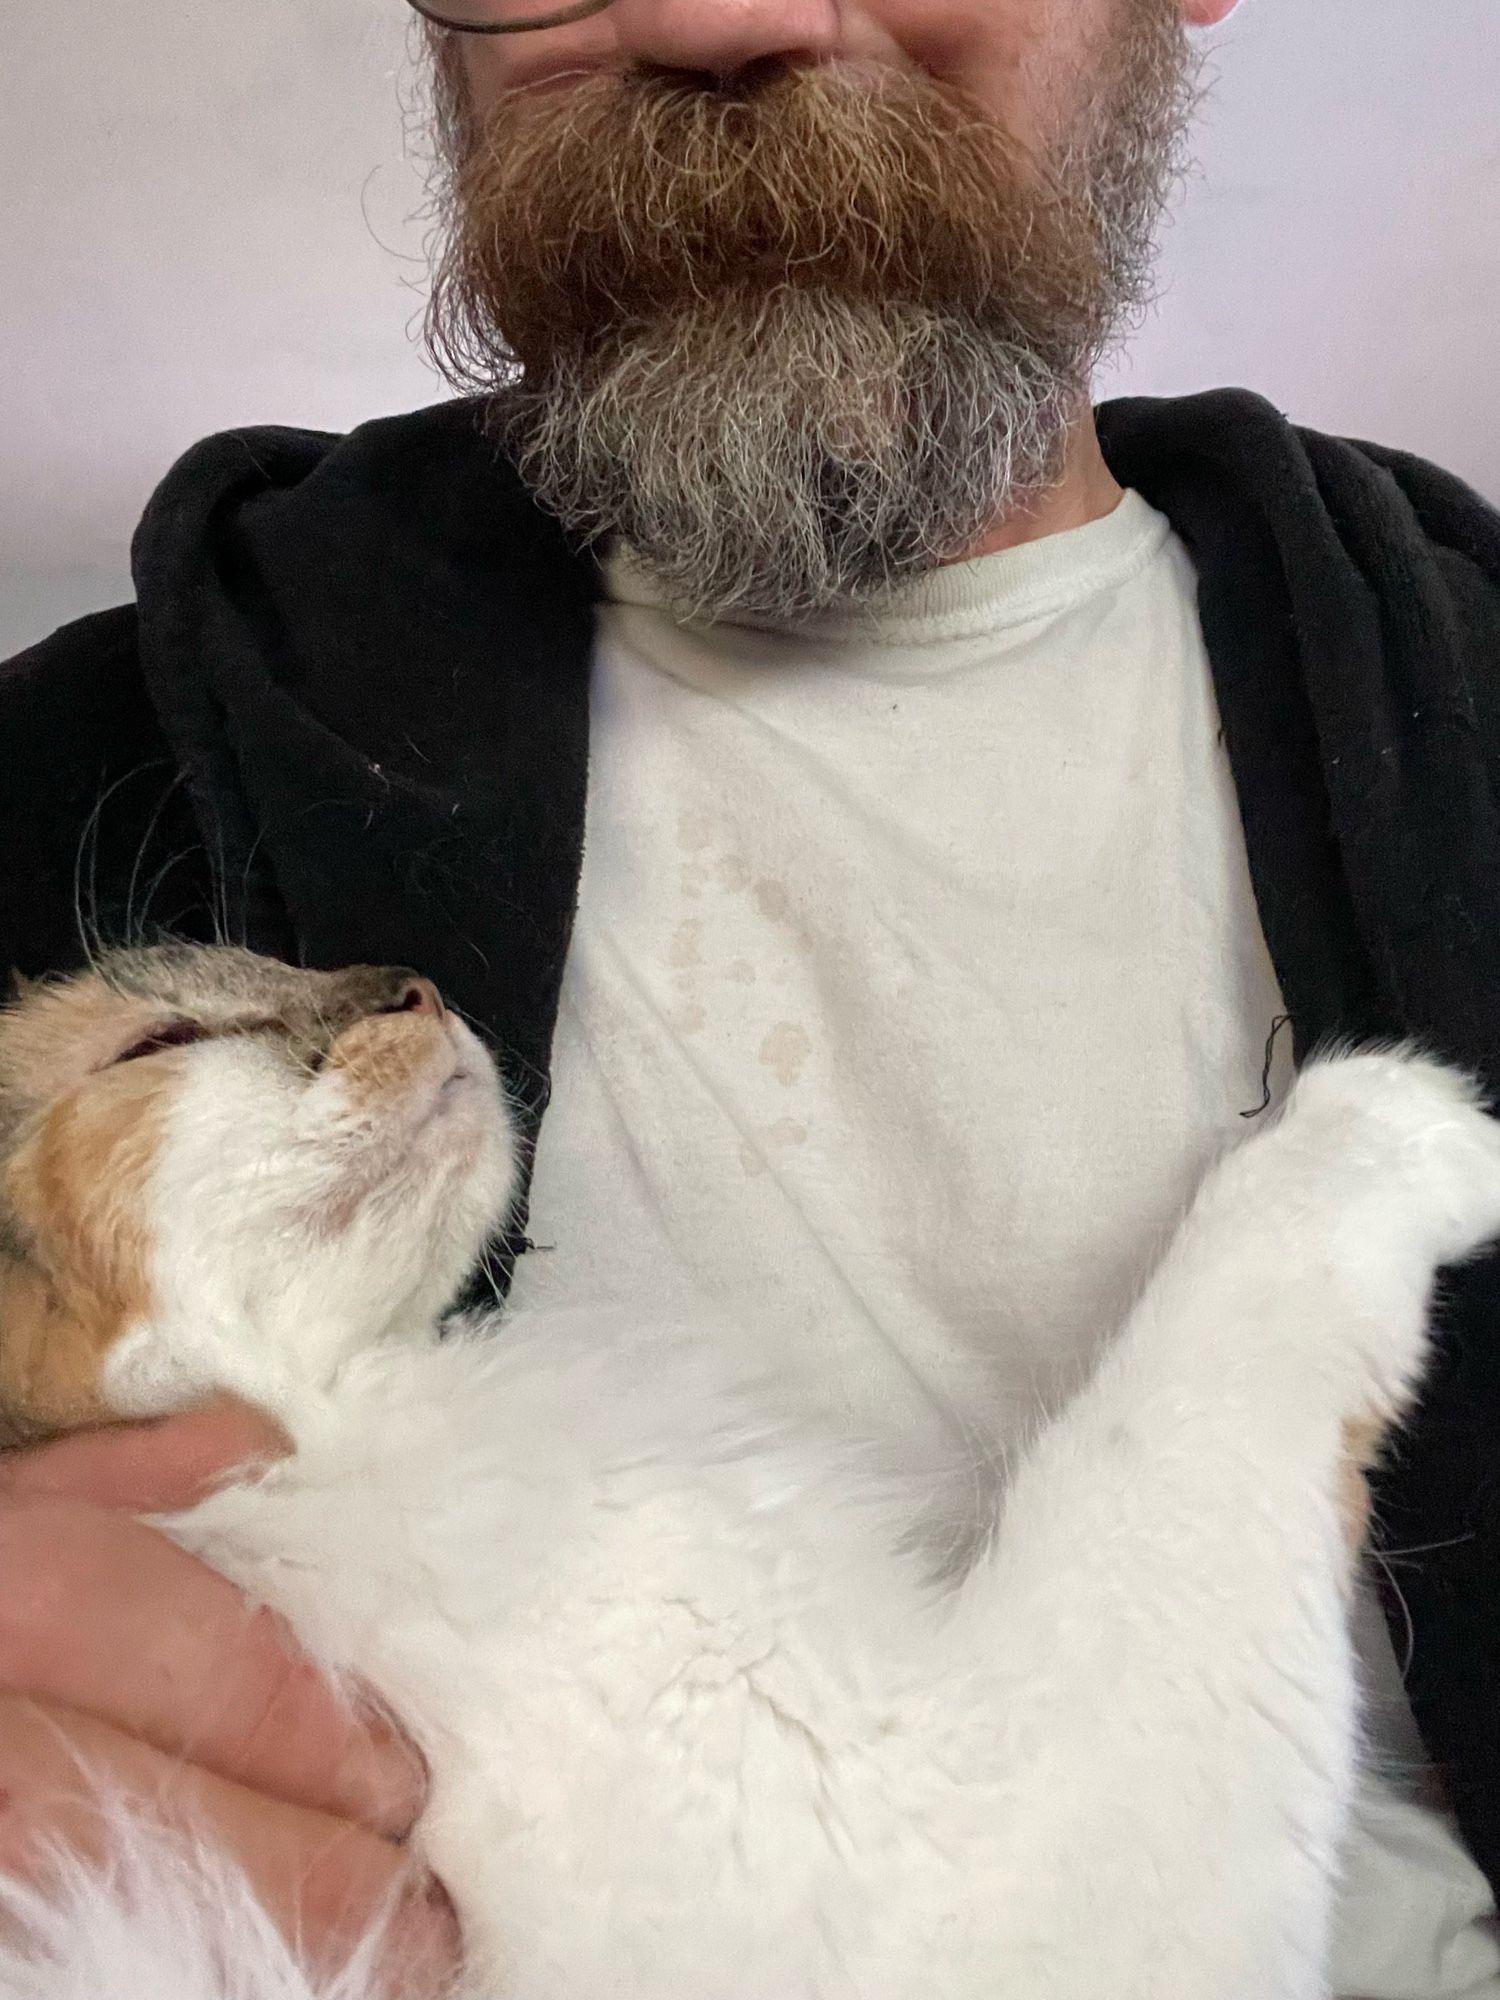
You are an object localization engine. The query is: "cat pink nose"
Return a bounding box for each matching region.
[390,977,446,1020]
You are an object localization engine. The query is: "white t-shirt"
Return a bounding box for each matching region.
[508,488,1500,1998]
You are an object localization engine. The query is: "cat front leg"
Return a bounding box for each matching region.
[943,1050,1500,2000]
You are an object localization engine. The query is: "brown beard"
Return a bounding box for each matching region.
[426,26,1194,620]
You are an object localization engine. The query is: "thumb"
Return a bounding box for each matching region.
[0,1396,291,1512]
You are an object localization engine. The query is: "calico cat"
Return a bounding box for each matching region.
[1,942,1498,2000]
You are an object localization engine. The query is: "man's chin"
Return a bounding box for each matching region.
[490,290,1078,626]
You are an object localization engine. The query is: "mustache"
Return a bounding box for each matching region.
[430,60,1106,380]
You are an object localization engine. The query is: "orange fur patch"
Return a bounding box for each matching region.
[0,1057,172,1438]
[325,1015,450,1107]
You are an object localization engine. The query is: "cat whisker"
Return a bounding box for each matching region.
[123,773,189,949]
[1368,1545,1418,1680]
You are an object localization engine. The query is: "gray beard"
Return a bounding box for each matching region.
[491,290,1082,626]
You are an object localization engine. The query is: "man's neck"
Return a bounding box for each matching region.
[952,413,1122,564]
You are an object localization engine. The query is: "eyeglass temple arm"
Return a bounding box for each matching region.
[409,0,616,32]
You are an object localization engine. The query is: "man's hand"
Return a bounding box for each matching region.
[0,1399,460,1993]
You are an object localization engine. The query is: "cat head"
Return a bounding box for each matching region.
[0,944,517,1439]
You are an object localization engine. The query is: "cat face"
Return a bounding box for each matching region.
[0,945,517,1437]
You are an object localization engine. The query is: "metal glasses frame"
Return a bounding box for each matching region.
[407,0,615,32]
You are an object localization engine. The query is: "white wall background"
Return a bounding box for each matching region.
[1,0,1496,652]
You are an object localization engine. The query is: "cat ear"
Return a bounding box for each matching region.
[0,1250,118,1444]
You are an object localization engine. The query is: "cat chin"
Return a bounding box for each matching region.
[97,1156,517,1427]
[109,1023,522,1416]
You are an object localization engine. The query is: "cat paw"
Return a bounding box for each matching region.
[1279,1047,1500,1272]
[1222,1047,1500,1425]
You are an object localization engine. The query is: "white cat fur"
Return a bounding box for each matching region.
[3,1013,1499,2000]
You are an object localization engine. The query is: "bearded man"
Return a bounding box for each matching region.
[2,3,1500,1995]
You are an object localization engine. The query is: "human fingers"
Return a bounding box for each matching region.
[0,1694,460,2000]
[0,1396,290,1514]
[0,1494,424,1839]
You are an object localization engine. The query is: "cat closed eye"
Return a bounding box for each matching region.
[111,1019,210,1066]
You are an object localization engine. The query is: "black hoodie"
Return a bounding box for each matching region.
[5,388,1500,1891]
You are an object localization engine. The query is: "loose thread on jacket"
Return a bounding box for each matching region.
[1241,1013,1292,1119]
